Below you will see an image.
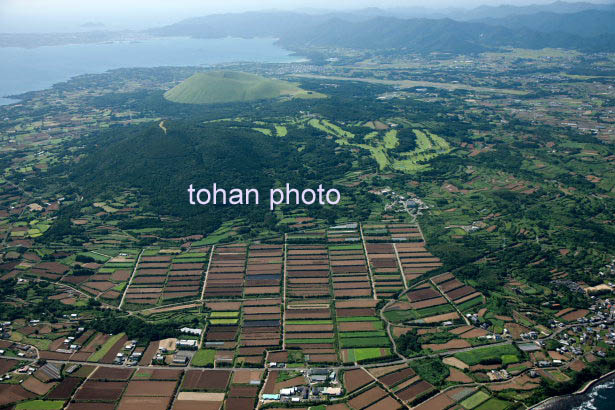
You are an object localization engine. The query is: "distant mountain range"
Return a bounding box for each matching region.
[149,3,615,54]
[475,10,615,37]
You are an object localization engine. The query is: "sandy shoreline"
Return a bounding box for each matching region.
[530,370,615,410]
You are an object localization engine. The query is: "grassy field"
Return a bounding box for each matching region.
[384,303,455,322]
[87,333,125,362]
[461,391,491,409]
[454,344,520,366]
[475,397,511,410]
[164,71,324,104]
[16,401,66,410]
[501,354,519,365]
[345,347,390,362]
[191,349,215,367]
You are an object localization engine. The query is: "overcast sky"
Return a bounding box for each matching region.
[0,0,610,32]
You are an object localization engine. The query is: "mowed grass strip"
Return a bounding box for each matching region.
[286,320,332,325]
[340,337,391,348]
[210,311,239,318]
[87,333,125,362]
[15,401,66,410]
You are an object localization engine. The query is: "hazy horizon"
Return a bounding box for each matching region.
[0,0,612,33]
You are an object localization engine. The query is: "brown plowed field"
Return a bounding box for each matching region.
[378,367,416,387]
[423,339,470,351]
[410,297,447,309]
[173,401,222,410]
[117,396,171,410]
[74,380,127,401]
[396,380,434,402]
[337,300,378,308]
[124,380,177,396]
[407,288,440,302]
[438,279,464,292]
[413,393,455,410]
[431,273,455,283]
[423,312,460,323]
[338,322,378,332]
[225,397,256,410]
[348,385,388,409]
[67,404,116,410]
[47,377,82,399]
[91,367,134,380]
[182,370,231,391]
[228,385,259,397]
[336,308,375,317]
[447,285,475,300]
[364,396,402,410]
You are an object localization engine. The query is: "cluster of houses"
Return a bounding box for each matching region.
[262,369,342,404]
[114,340,142,366]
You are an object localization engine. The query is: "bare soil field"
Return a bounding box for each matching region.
[413,393,455,410]
[124,380,177,396]
[66,403,116,410]
[91,367,134,380]
[368,364,408,378]
[561,309,589,321]
[182,370,231,391]
[47,377,82,399]
[407,288,440,302]
[365,396,402,410]
[344,368,373,393]
[74,380,127,401]
[21,376,56,395]
[117,396,171,410]
[225,397,256,410]
[422,312,460,323]
[379,367,416,387]
[422,339,470,351]
[410,297,447,309]
[177,392,225,401]
[173,401,222,410]
[348,385,388,409]
[447,368,473,383]
[396,380,434,402]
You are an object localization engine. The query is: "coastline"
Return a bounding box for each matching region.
[530,370,615,410]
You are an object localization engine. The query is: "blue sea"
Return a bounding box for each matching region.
[573,378,615,410]
[0,36,302,105]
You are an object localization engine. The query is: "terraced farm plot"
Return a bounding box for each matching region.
[336,301,392,364]
[239,298,282,365]
[364,242,404,298]
[125,248,209,307]
[286,244,331,298]
[432,272,484,311]
[204,245,246,298]
[328,241,373,299]
[244,244,283,298]
[395,242,442,283]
